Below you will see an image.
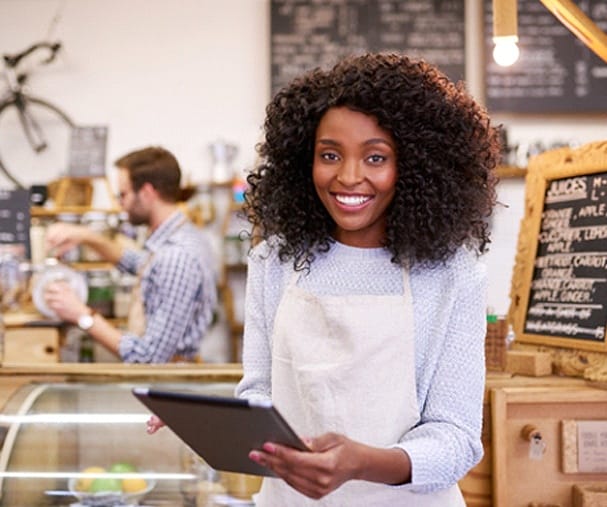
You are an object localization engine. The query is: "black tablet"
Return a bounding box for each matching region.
[132,387,309,477]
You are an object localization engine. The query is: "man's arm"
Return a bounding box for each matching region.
[43,281,123,355]
[119,251,204,362]
[45,222,124,263]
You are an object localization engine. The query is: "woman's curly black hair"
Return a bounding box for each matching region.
[245,52,501,271]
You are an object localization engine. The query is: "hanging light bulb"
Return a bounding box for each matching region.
[493,0,520,67]
[493,35,520,66]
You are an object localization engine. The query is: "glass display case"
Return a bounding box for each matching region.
[0,380,256,506]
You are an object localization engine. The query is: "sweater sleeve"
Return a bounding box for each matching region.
[395,252,487,492]
[235,243,274,402]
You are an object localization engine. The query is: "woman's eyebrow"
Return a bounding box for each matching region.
[316,138,393,147]
[316,138,339,146]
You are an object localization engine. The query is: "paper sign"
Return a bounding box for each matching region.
[577,420,607,472]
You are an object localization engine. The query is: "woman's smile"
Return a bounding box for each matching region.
[333,193,373,208]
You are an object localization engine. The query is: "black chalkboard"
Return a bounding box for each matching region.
[484,0,607,114]
[524,171,607,344]
[0,188,30,259]
[68,125,108,178]
[271,0,466,97]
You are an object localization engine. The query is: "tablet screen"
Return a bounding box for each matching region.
[133,388,308,477]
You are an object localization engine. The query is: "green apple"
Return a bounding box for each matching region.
[89,477,122,493]
[109,462,137,474]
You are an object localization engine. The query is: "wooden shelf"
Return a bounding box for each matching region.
[230,322,244,335]
[496,165,527,179]
[69,262,115,271]
[224,263,247,271]
[31,206,121,217]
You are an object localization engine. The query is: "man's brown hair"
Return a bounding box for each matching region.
[114,146,181,202]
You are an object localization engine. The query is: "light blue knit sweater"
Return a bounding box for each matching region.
[236,240,486,493]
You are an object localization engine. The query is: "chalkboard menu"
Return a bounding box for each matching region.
[524,171,607,345]
[484,0,607,113]
[271,0,466,96]
[0,188,30,259]
[68,125,108,178]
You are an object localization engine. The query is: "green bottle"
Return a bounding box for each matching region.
[79,333,95,363]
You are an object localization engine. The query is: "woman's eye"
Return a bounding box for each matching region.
[320,152,339,162]
[367,154,386,164]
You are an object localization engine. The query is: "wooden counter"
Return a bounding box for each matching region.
[0,362,243,379]
[0,363,604,506]
[0,363,244,413]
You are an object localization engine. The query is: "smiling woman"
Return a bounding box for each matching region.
[235,52,501,506]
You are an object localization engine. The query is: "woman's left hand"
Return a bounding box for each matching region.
[248,432,362,499]
[146,415,166,434]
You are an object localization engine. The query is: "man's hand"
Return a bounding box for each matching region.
[45,223,88,257]
[44,280,89,323]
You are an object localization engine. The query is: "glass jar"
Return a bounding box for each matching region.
[180,447,225,507]
[56,213,81,262]
[60,326,82,363]
[113,274,136,319]
[29,216,50,266]
[223,236,242,266]
[31,259,89,318]
[79,333,95,363]
[86,269,114,318]
[81,211,112,262]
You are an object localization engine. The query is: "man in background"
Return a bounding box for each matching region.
[44,146,217,363]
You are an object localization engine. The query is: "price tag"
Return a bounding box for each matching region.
[529,435,546,460]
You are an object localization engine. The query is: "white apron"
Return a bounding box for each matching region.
[254,269,465,506]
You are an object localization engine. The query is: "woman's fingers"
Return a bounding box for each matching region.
[146,415,165,434]
[248,435,350,499]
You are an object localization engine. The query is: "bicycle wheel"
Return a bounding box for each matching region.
[0,96,75,189]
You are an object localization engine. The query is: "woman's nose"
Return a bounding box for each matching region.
[336,158,363,186]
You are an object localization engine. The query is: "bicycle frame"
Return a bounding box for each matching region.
[0,94,75,152]
[0,41,74,188]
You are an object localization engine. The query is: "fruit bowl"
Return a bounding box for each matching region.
[68,476,155,507]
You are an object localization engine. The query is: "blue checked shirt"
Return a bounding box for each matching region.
[116,211,217,363]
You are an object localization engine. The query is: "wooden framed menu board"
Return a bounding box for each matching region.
[509,141,607,352]
[483,0,607,114]
[271,0,466,97]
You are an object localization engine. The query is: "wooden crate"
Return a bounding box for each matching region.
[4,327,60,364]
[492,386,607,507]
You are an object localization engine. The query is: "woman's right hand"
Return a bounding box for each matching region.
[146,415,165,434]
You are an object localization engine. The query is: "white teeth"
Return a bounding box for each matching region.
[335,194,370,206]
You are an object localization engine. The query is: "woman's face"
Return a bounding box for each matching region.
[312,107,398,248]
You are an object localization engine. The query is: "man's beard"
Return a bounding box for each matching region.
[128,211,148,226]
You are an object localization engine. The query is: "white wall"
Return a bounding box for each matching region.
[0,0,270,187]
[1,0,607,332]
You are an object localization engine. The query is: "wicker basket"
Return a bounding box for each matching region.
[485,317,509,371]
